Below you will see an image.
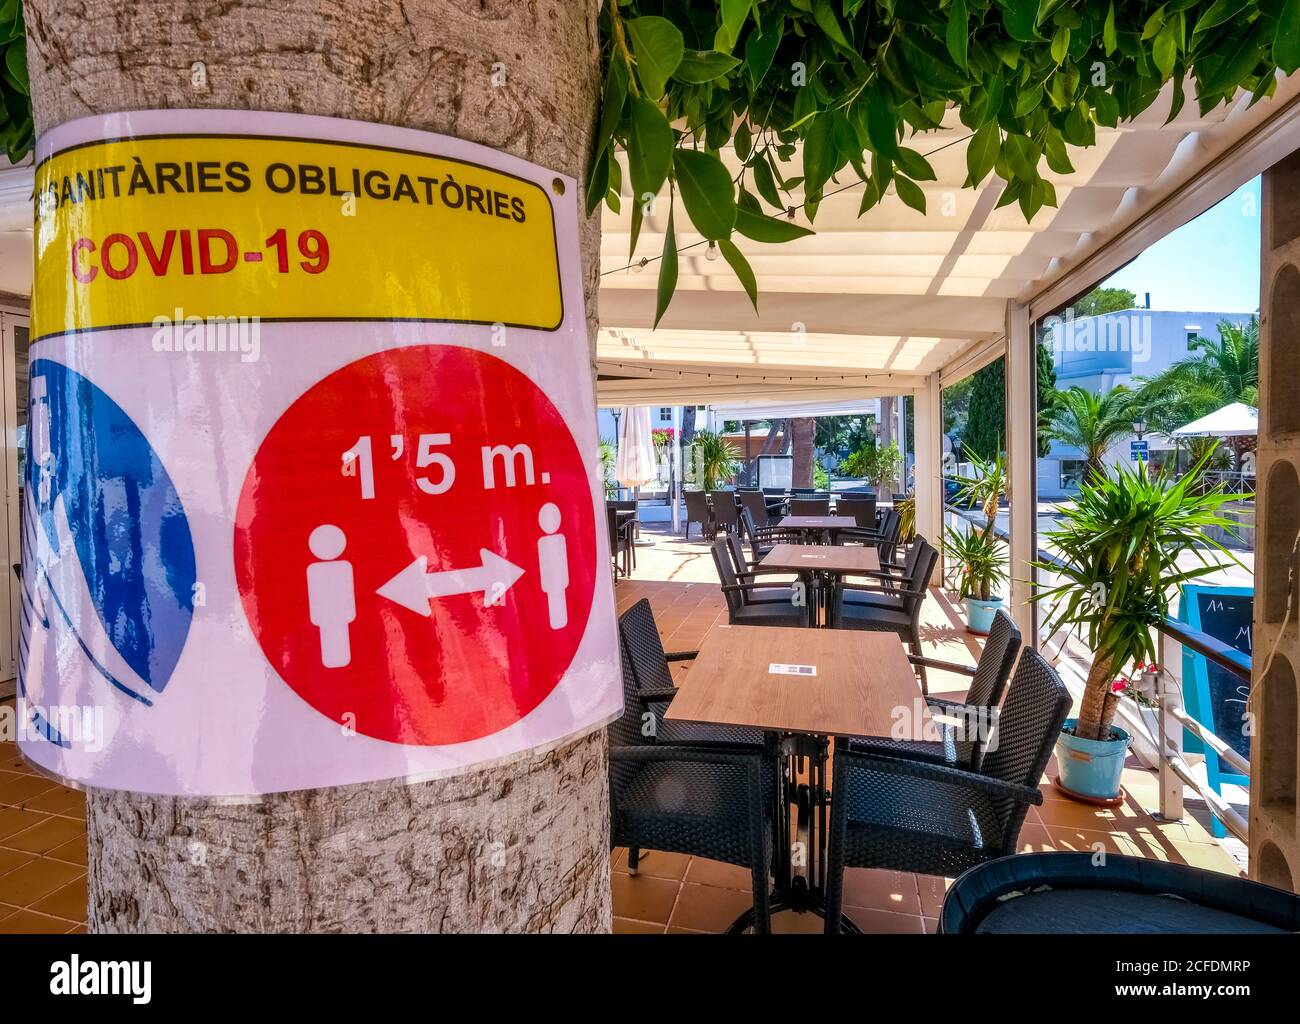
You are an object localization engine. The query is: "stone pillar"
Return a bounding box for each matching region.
[1251,151,1300,891]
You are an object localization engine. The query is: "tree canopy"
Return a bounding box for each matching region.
[1069,285,1139,316]
[594,0,1300,323]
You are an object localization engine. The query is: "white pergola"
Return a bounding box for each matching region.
[597,75,1300,642]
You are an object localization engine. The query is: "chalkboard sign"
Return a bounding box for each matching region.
[1178,586,1253,764]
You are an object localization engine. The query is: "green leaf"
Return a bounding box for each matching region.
[947,0,969,70]
[1192,0,1248,37]
[1002,134,1039,179]
[1051,26,1070,65]
[733,121,753,161]
[594,54,628,160]
[894,175,927,214]
[626,16,684,100]
[673,49,740,83]
[865,85,899,156]
[673,149,737,240]
[752,155,782,207]
[812,0,852,51]
[1000,0,1040,42]
[897,31,972,92]
[719,239,758,311]
[1275,0,1300,75]
[801,113,838,195]
[734,207,815,242]
[1197,23,1264,97]
[966,122,1000,186]
[1103,2,1118,55]
[654,205,679,328]
[744,22,781,86]
[1152,22,1178,78]
[585,146,610,217]
[894,146,936,181]
[3,36,24,92]
[1043,132,1075,175]
[626,96,674,200]
[719,0,752,51]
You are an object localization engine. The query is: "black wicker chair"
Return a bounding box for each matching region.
[712,540,810,627]
[608,624,775,933]
[607,505,634,577]
[618,598,766,749]
[683,490,714,540]
[788,496,831,516]
[738,488,777,528]
[739,506,804,563]
[828,536,938,692]
[709,489,743,535]
[823,647,1072,933]
[724,533,803,607]
[836,496,877,529]
[848,610,1022,770]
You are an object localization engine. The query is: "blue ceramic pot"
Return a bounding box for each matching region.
[1055,719,1132,801]
[964,596,1004,635]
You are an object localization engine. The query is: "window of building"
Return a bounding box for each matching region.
[1060,460,1088,491]
[657,406,673,422]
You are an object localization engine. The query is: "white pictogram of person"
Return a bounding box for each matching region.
[307,524,356,668]
[537,502,569,630]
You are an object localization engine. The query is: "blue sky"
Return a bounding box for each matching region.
[1100,177,1261,314]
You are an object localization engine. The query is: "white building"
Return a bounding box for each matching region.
[1037,307,1256,497]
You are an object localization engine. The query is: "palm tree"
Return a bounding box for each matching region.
[1042,386,1136,479]
[1133,317,1259,466]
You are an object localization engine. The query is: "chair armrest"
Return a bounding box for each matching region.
[908,655,977,677]
[639,686,680,704]
[720,582,787,595]
[609,744,766,769]
[837,747,1043,805]
[836,581,927,600]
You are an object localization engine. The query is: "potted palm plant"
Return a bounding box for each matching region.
[598,438,617,498]
[690,429,740,491]
[945,448,1008,632]
[944,524,1008,634]
[1031,451,1242,803]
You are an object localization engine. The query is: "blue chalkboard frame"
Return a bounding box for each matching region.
[1176,584,1252,838]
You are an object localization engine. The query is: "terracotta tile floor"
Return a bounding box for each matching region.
[0,523,1244,933]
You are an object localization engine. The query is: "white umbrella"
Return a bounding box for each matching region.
[1171,402,1258,437]
[616,406,657,489]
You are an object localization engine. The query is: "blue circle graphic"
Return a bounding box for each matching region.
[25,358,197,696]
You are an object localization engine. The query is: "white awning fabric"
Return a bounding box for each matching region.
[1172,402,1259,437]
[596,75,1300,405]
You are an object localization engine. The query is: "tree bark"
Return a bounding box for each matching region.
[1076,653,1116,741]
[25,0,611,933]
[789,417,816,488]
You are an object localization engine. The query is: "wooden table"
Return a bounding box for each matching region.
[666,624,929,931]
[758,543,880,626]
[759,543,880,576]
[778,515,858,532]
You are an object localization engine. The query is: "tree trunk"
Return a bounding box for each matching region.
[25,0,611,933]
[1076,653,1117,741]
[790,417,816,488]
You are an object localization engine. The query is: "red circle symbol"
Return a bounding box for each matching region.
[233,344,597,746]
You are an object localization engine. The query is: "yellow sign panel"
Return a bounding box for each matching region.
[33,135,563,340]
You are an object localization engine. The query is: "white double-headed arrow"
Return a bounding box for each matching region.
[376,549,525,616]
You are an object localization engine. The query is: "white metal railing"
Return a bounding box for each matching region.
[1155,624,1251,842]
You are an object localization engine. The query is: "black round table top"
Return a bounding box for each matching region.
[942,852,1300,934]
